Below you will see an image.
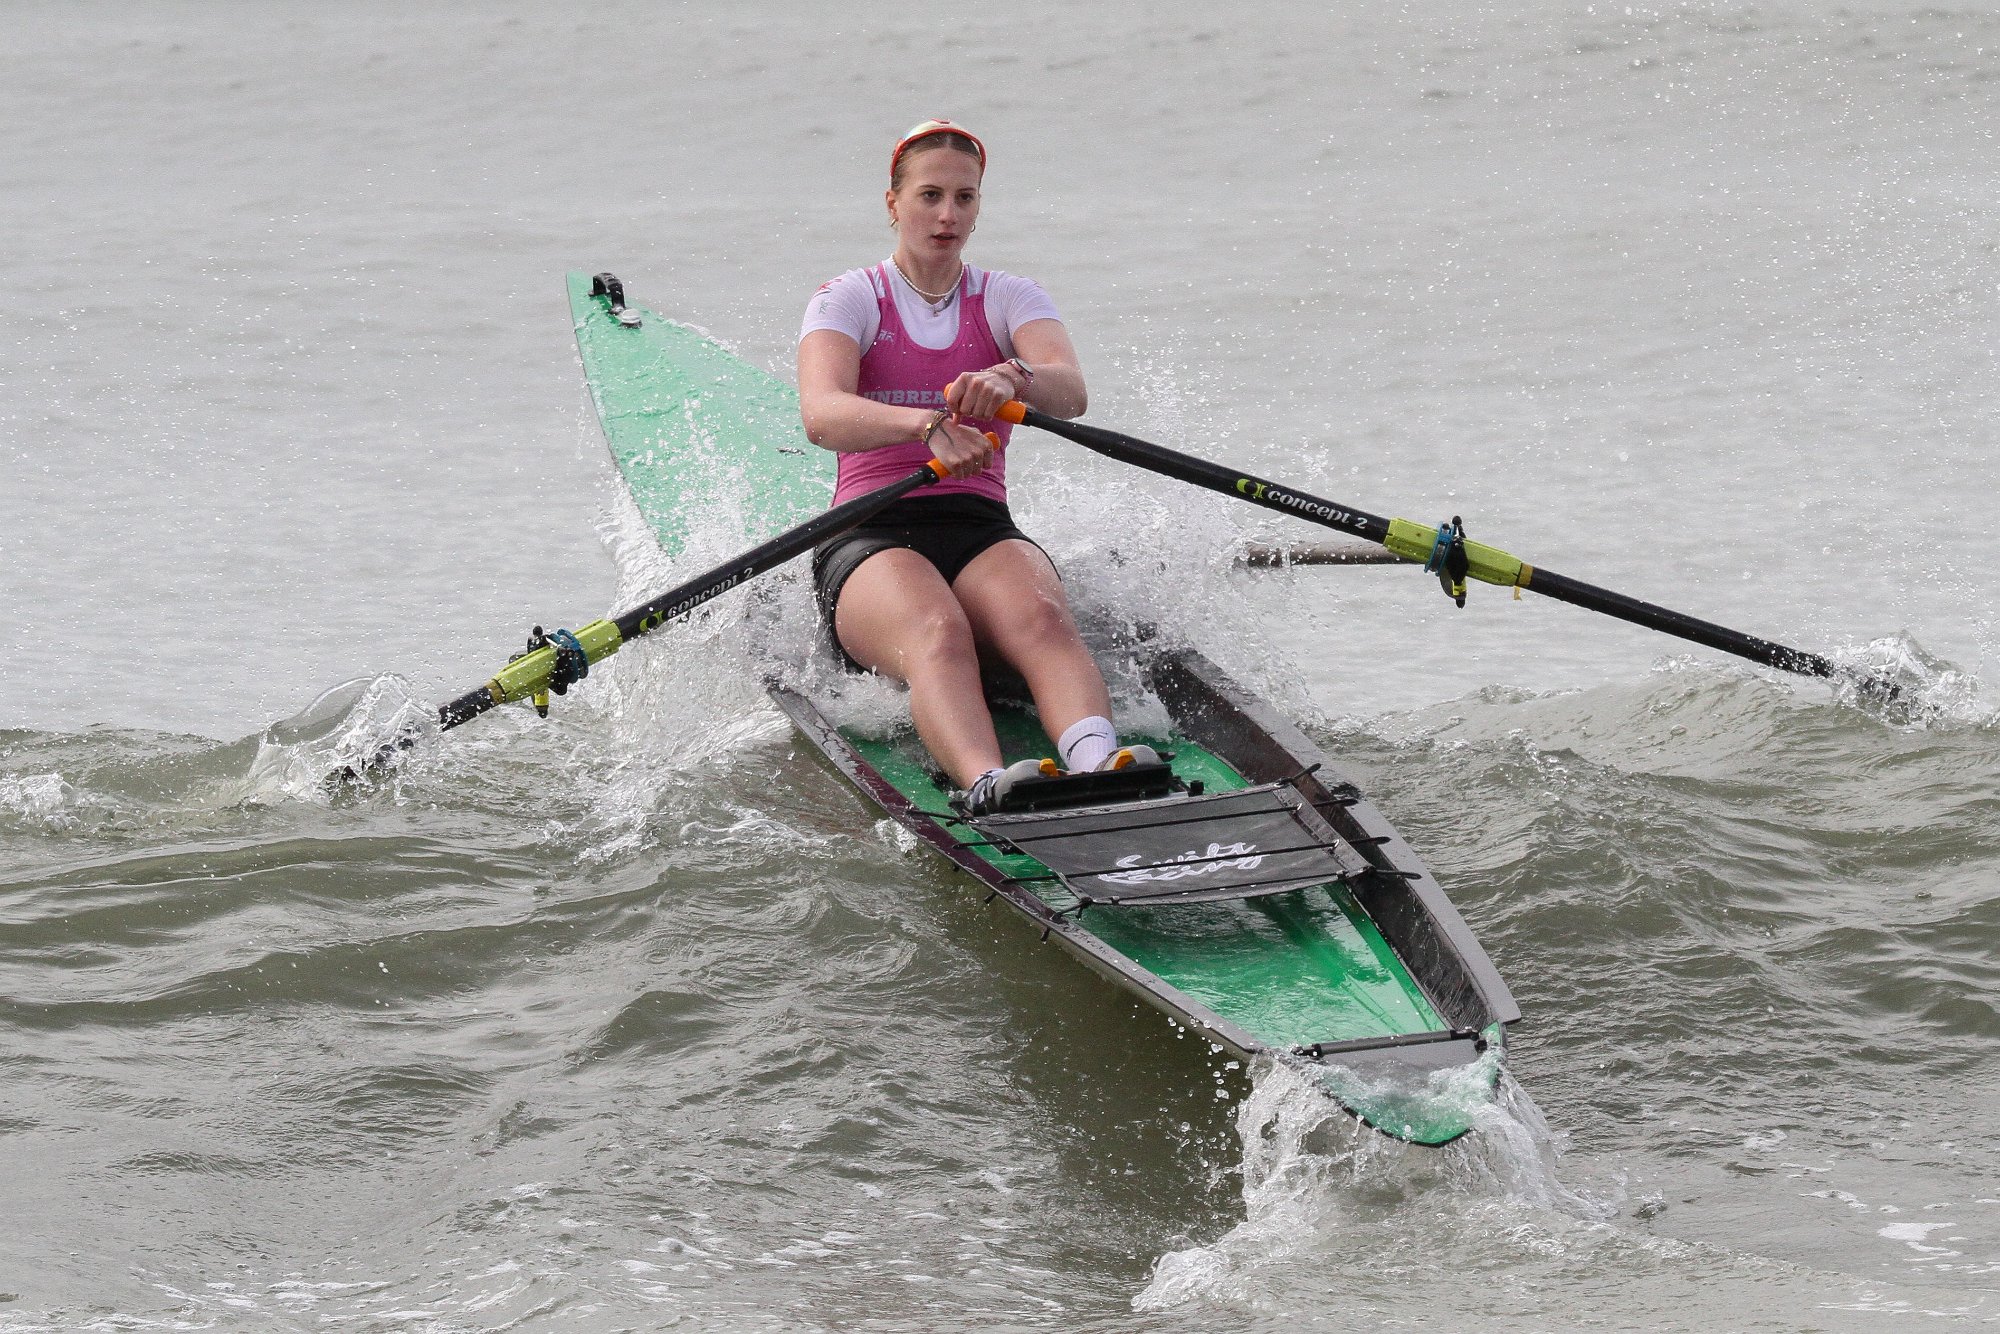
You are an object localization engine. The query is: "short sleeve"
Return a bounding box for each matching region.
[982,272,1062,356]
[800,270,880,348]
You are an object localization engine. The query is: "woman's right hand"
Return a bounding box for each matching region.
[929,416,999,479]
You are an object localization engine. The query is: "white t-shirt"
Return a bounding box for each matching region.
[800,262,1062,355]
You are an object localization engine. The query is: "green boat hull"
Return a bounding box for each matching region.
[567,272,1519,1144]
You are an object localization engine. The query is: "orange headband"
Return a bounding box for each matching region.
[890,118,987,180]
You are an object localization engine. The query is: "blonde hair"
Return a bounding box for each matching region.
[889,132,983,190]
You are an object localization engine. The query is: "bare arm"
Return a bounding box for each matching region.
[1007,318,1087,419]
[798,328,936,453]
[798,328,997,479]
[943,317,1087,421]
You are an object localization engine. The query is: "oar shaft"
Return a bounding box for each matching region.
[608,460,938,642]
[436,458,947,732]
[1006,406,1394,545]
[1241,542,1407,567]
[998,402,1842,683]
[1525,567,1838,678]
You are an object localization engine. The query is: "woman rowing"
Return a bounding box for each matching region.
[799,119,1157,815]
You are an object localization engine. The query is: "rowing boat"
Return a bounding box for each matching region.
[567,271,1520,1145]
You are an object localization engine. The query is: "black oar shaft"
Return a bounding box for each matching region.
[608,461,939,642]
[1525,568,1838,678]
[1002,403,1841,683]
[436,460,945,733]
[1028,411,1393,545]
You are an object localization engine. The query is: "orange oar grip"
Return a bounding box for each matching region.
[922,433,1003,480]
[938,385,1029,426]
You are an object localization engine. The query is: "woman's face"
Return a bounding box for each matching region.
[887,147,982,259]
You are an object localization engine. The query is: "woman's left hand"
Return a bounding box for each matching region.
[944,365,1025,421]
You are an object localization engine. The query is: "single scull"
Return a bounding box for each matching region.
[565,272,1519,1145]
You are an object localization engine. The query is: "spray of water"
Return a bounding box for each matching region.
[1136,1056,1618,1316]
[0,770,75,828]
[240,675,438,805]
[1830,633,1992,730]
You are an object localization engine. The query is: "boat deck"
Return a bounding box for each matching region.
[845,710,1449,1051]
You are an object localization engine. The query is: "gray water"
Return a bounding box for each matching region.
[3,3,1997,1329]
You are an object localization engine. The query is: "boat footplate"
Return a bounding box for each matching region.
[978,760,1185,813]
[971,774,1372,909]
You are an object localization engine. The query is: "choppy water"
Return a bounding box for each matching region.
[5,3,1998,1329]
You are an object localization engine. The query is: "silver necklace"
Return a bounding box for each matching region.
[892,258,962,304]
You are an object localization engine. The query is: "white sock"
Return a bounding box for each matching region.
[1057,716,1118,773]
[972,766,1005,791]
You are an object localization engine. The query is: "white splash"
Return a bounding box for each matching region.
[0,771,73,826]
[235,675,436,805]
[1136,1059,1610,1315]
[1831,634,1993,730]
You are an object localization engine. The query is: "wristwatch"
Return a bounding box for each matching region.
[1005,357,1035,385]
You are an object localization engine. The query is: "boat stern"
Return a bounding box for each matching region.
[1281,1023,1508,1147]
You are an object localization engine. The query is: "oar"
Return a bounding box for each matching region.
[995,401,1877,689]
[434,454,965,733]
[332,452,968,784]
[1241,541,1405,567]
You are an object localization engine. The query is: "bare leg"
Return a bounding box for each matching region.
[950,539,1115,752]
[832,548,1003,789]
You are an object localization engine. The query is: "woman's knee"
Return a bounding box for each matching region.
[983,582,1081,656]
[900,605,981,673]
[844,601,978,679]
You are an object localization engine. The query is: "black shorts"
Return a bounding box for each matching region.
[811,494,1045,663]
